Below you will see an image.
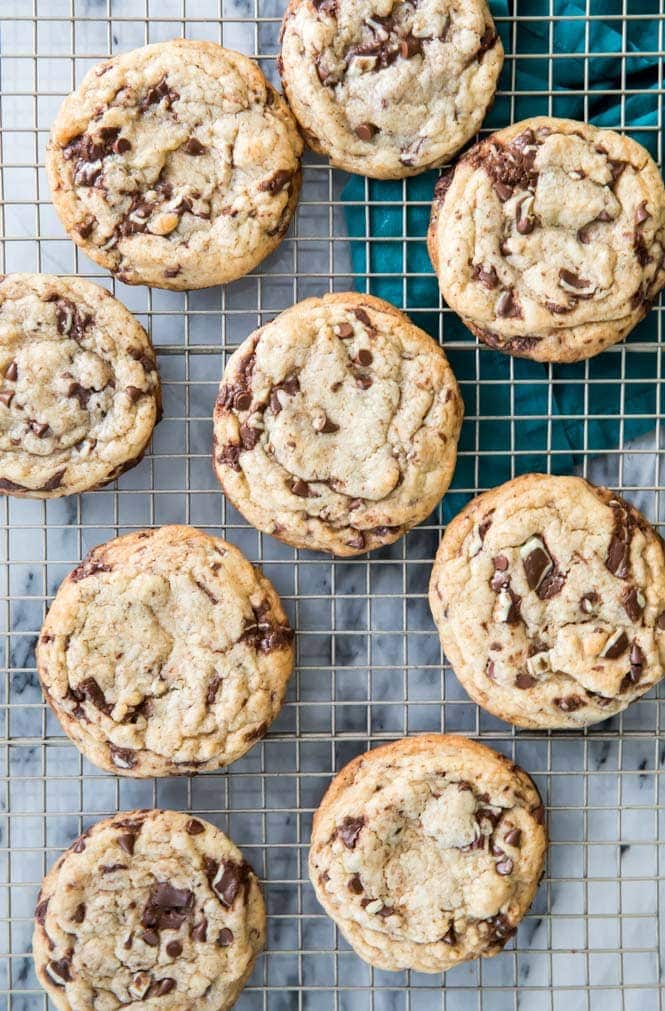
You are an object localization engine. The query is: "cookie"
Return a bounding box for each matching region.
[0,273,160,498]
[33,808,265,1010]
[46,40,303,290]
[309,734,546,973]
[279,0,503,179]
[37,525,294,775]
[213,292,463,556]
[430,474,665,729]
[428,117,665,362]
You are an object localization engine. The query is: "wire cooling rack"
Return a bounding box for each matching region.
[1,0,664,1008]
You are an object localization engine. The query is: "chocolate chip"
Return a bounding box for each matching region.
[5,361,18,381]
[348,874,363,894]
[0,390,13,407]
[166,940,183,957]
[217,928,234,947]
[234,392,251,411]
[504,828,522,847]
[113,137,131,154]
[623,586,645,622]
[316,414,339,434]
[355,374,373,390]
[140,76,179,110]
[495,858,514,876]
[183,138,207,156]
[186,819,205,835]
[559,268,591,290]
[347,531,366,550]
[515,195,536,234]
[442,925,457,945]
[355,348,373,366]
[191,918,207,942]
[70,677,112,715]
[146,978,176,997]
[29,420,50,438]
[353,308,372,327]
[335,322,353,339]
[117,833,136,855]
[217,444,241,471]
[336,815,365,849]
[259,169,292,194]
[515,674,536,689]
[554,694,584,712]
[628,641,645,683]
[472,263,499,289]
[35,898,49,924]
[72,902,86,923]
[142,928,159,946]
[72,836,86,854]
[355,122,378,141]
[580,591,600,614]
[125,386,143,404]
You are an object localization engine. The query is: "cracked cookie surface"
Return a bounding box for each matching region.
[46,40,303,290]
[37,525,294,775]
[309,734,546,973]
[429,474,665,729]
[0,273,160,498]
[279,0,503,179]
[213,292,463,556]
[428,117,665,362]
[33,808,265,1010]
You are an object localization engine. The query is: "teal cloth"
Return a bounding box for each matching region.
[342,0,663,520]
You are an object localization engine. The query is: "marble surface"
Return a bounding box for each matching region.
[0,2,663,1009]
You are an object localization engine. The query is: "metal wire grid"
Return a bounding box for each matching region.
[0,0,664,1008]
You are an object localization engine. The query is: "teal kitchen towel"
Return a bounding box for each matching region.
[342,0,662,518]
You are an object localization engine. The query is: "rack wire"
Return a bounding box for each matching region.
[0,0,664,1007]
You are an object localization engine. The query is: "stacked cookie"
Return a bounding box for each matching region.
[5,5,663,1007]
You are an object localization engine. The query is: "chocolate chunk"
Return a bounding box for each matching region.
[515,674,536,689]
[113,137,131,155]
[335,322,353,339]
[290,478,313,497]
[46,958,72,984]
[141,928,159,946]
[166,940,183,957]
[217,928,234,947]
[191,918,207,942]
[532,804,545,824]
[347,531,366,550]
[117,833,136,856]
[109,744,137,770]
[217,444,241,471]
[206,675,223,706]
[66,381,92,408]
[146,978,176,998]
[623,586,645,622]
[348,874,363,894]
[0,390,14,407]
[580,591,600,614]
[442,925,457,945]
[472,263,498,289]
[336,815,365,849]
[495,857,514,876]
[559,268,591,290]
[125,386,143,404]
[234,391,251,411]
[71,556,111,582]
[493,180,513,201]
[259,169,292,194]
[608,158,626,183]
[484,913,516,946]
[316,413,340,434]
[211,860,252,908]
[496,289,520,318]
[72,836,86,854]
[504,828,522,847]
[520,536,552,591]
[515,194,536,234]
[142,882,194,931]
[72,902,86,923]
[100,863,127,874]
[356,373,373,390]
[605,501,635,579]
[537,567,566,600]
[355,122,378,141]
[71,677,112,716]
[140,76,179,110]
[400,33,422,58]
[554,694,584,712]
[29,420,50,438]
[5,361,18,381]
[239,423,260,450]
[600,629,629,659]
[35,897,49,923]
[186,819,205,835]
[183,138,207,156]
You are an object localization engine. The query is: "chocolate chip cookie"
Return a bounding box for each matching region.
[309,734,546,973]
[213,292,463,556]
[0,273,160,498]
[428,117,665,362]
[37,525,294,775]
[430,474,665,729]
[279,0,503,179]
[46,39,303,289]
[33,808,265,1009]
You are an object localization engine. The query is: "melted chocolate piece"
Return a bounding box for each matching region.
[70,677,112,716]
[217,444,241,471]
[166,940,183,957]
[142,882,194,933]
[259,169,293,194]
[623,586,645,622]
[210,859,252,908]
[109,744,137,770]
[146,978,176,997]
[335,815,365,849]
[217,928,234,947]
[47,957,72,984]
